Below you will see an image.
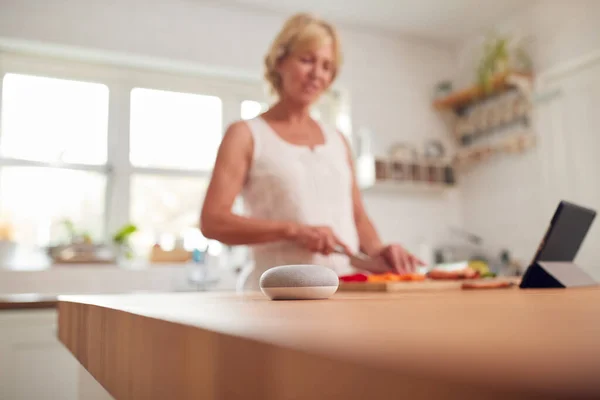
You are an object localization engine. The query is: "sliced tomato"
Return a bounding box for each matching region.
[339,273,368,282]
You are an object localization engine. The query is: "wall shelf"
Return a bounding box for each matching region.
[433,70,536,171]
[453,131,536,171]
[433,71,533,113]
[363,180,454,195]
[371,158,456,194]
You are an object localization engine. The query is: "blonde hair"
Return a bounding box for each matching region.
[264,13,342,95]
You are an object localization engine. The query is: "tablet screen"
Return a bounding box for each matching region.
[531,201,596,263]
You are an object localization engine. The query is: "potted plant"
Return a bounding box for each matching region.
[476,33,532,94]
[112,223,138,264]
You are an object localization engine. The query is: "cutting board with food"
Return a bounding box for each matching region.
[338,266,519,292]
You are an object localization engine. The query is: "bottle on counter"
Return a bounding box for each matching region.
[186,248,207,290]
[186,246,221,291]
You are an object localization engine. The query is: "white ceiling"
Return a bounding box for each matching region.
[215,0,531,44]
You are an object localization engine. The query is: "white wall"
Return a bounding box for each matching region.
[456,1,600,274]
[0,0,460,251]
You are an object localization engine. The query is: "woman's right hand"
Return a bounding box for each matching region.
[287,224,351,256]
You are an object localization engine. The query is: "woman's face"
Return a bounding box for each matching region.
[277,42,335,106]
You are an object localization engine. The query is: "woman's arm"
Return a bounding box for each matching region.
[200,122,295,245]
[339,132,424,272]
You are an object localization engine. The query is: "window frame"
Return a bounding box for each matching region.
[0,51,349,246]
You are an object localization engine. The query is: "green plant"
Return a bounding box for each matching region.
[81,231,93,244]
[62,219,77,242]
[112,223,138,245]
[112,223,138,260]
[476,33,532,94]
[477,35,510,93]
[61,219,93,244]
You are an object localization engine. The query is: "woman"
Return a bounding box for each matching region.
[201,13,423,290]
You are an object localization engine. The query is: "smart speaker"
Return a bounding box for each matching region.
[260,265,339,300]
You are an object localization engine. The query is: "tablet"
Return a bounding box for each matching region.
[530,200,596,264]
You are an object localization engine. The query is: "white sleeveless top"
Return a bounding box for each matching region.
[238,117,359,291]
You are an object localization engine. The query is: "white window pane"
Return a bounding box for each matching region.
[310,108,321,120]
[130,175,208,257]
[130,88,222,170]
[0,167,106,247]
[241,100,268,120]
[0,73,109,164]
[337,113,352,138]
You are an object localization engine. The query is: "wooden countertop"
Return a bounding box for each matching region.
[0,293,58,310]
[57,288,600,400]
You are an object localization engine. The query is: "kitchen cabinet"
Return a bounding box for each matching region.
[59,290,600,399]
[0,309,79,400]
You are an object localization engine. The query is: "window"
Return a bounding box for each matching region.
[241,100,267,120]
[130,175,209,257]
[128,88,223,257]
[0,73,109,247]
[130,88,222,170]
[0,54,350,265]
[1,73,108,164]
[0,168,106,246]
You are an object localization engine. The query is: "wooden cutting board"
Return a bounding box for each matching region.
[338,278,520,292]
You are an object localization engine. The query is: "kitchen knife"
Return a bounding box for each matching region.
[333,245,391,273]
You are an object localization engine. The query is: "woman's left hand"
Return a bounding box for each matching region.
[373,244,425,274]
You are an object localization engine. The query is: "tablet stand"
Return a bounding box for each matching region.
[519,261,597,289]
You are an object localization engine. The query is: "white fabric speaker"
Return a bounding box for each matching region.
[259,265,339,300]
